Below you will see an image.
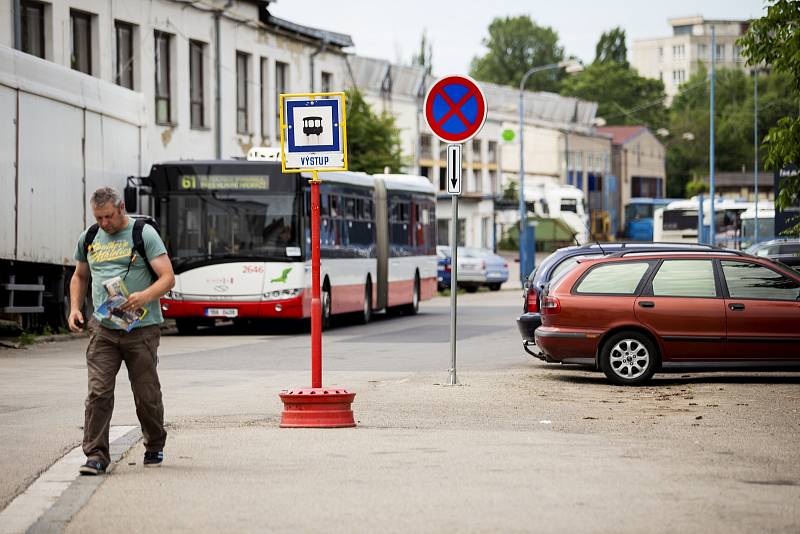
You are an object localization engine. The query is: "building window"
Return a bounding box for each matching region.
[439,167,447,191]
[275,61,288,138]
[321,71,332,93]
[472,138,482,161]
[21,1,45,59]
[260,58,269,141]
[115,21,134,89]
[70,10,92,74]
[489,169,497,195]
[438,142,447,161]
[658,46,663,61]
[672,44,685,60]
[420,134,432,159]
[659,71,663,81]
[189,40,205,128]
[715,44,725,60]
[672,70,686,85]
[474,169,483,193]
[154,31,172,125]
[698,43,707,58]
[488,141,497,163]
[420,166,431,179]
[236,52,249,134]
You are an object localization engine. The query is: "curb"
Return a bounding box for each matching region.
[26,427,141,534]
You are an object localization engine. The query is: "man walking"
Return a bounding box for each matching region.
[68,187,175,475]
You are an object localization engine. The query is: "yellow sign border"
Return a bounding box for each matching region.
[279,92,349,176]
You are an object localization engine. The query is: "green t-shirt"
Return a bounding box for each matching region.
[74,219,168,329]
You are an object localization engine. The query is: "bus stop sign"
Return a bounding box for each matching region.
[423,75,487,143]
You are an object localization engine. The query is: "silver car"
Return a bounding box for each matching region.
[437,246,509,292]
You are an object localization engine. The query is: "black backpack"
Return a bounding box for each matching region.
[83,218,161,280]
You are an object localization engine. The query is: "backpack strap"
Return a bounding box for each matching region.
[83,224,100,259]
[132,219,158,281]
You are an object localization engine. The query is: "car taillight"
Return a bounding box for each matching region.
[542,296,561,314]
[526,288,538,313]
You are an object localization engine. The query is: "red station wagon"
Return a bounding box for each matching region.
[535,249,800,385]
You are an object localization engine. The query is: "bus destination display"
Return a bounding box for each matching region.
[179,175,269,190]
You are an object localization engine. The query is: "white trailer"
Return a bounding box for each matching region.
[0,46,144,327]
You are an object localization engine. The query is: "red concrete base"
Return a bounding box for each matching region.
[279,388,357,428]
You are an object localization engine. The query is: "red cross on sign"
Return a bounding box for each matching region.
[423,75,487,143]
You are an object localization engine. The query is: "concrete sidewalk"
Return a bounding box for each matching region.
[62,368,800,534]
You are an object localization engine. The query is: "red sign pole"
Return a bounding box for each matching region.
[310,170,322,388]
[278,93,355,428]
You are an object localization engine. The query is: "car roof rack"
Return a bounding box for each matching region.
[578,241,717,249]
[607,246,747,258]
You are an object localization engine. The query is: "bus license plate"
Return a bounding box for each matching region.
[206,308,238,318]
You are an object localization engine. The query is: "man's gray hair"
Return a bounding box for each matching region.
[90,187,124,209]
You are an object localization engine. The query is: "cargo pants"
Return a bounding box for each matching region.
[83,319,167,465]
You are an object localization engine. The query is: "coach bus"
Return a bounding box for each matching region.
[127,159,437,334]
[653,198,752,248]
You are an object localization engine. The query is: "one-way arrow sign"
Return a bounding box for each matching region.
[446,144,462,195]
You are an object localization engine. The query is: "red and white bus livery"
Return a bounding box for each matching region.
[131,160,437,334]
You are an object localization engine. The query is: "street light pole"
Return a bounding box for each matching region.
[709,25,716,246]
[754,68,759,243]
[518,61,581,285]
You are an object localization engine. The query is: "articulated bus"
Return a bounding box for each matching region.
[653,198,753,248]
[129,160,437,334]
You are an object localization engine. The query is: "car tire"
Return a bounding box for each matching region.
[488,283,502,291]
[464,286,479,293]
[599,331,658,386]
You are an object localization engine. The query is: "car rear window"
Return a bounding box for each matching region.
[575,262,650,295]
[651,260,716,297]
[551,254,602,283]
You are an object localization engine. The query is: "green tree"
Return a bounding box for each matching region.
[560,62,668,130]
[345,88,404,174]
[595,27,628,66]
[410,29,433,76]
[469,16,564,92]
[738,0,800,234]
[665,65,797,198]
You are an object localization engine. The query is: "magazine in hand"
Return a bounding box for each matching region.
[96,276,148,332]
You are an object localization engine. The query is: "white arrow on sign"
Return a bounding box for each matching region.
[447,144,462,195]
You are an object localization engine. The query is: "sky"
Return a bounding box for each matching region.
[269,0,767,75]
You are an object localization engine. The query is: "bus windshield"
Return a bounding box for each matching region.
[625,203,654,221]
[166,190,301,261]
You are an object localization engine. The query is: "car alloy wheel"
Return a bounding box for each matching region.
[600,331,658,386]
[609,338,650,380]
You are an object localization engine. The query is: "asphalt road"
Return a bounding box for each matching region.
[2,288,800,532]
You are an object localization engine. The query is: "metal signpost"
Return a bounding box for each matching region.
[277,91,356,428]
[423,75,487,386]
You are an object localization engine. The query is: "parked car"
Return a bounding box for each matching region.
[437,247,451,291]
[745,238,800,270]
[437,246,509,292]
[516,242,717,357]
[534,248,800,385]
